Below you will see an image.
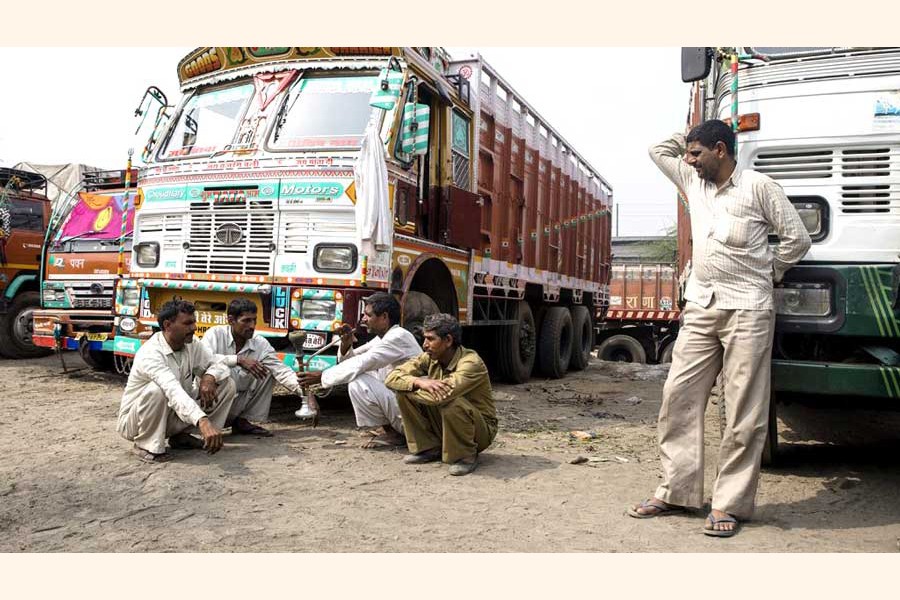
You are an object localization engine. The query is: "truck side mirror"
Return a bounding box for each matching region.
[400,102,429,155]
[681,47,712,82]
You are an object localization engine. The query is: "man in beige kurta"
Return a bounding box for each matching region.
[629,120,811,536]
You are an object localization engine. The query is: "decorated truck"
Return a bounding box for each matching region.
[0,167,52,358]
[113,47,613,383]
[681,47,900,458]
[31,168,139,372]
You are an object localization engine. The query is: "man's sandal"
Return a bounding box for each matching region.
[132,445,172,463]
[627,498,683,519]
[232,419,273,437]
[703,513,740,537]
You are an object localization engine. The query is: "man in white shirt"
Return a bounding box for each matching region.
[201,298,305,437]
[117,299,237,463]
[628,120,811,537]
[298,292,421,449]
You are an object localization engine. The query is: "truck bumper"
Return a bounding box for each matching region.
[31,309,116,352]
[772,359,900,399]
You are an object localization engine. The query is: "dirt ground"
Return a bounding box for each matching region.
[2,351,899,552]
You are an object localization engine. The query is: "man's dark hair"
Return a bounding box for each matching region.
[227,297,258,320]
[158,299,195,329]
[423,313,462,348]
[686,119,735,157]
[363,292,401,326]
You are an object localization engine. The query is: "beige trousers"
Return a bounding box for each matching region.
[654,297,776,519]
[396,392,497,464]
[228,374,274,424]
[118,378,237,455]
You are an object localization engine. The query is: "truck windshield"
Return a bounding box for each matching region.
[270,75,379,150]
[160,83,254,159]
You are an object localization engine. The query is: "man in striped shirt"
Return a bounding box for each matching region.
[628,120,811,537]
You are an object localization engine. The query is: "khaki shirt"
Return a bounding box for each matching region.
[385,346,496,425]
[649,132,811,310]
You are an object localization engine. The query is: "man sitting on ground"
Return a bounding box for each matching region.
[202,298,307,437]
[297,292,421,449]
[117,299,236,463]
[385,313,497,476]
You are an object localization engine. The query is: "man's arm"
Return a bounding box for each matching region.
[257,340,302,394]
[384,353,430,392]
[648,132,694,194]
[322,332,417,388]
[759,179,812,282]
[138,353,206,425]
[200,326,239,368]
[404,353,490,407]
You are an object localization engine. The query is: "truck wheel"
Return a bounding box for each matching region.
[497,301,536,383]
[596,334,646,363]
[401,290,441,343]
[79,340,114,371]
[658,341,674,364]
[568,305,593,372]
[0,291,51,359]
[538,306,573,379]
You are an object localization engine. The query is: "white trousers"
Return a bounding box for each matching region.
[654,298,776,519]
[228,374,274,424]
[117,378,237,455]
[348,373,403,434]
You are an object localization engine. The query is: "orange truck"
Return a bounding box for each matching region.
[31,169,139,371]
[0,167,52,358]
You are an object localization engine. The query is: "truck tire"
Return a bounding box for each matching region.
[0,291,51,359]
[79,339,114,371]
[497,301,536,383]
[402,290,441,343]
[596,334,646,363]
[568,305,593,371]
[658,341,674,364]
[537,306,573,379]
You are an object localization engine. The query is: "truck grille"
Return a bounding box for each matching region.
[279,211,356,254]
[69,281,115,309]
[185,192,276,275]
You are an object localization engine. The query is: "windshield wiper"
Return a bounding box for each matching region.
[58,230,103,244]
[273,77,304,143]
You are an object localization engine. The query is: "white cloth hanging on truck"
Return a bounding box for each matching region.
[353,121,392,256]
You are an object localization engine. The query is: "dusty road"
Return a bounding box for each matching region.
[1,352,899,552]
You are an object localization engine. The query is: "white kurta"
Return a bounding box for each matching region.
[117,332,235,454]
[201,325,302,422]
[321,325,421,431]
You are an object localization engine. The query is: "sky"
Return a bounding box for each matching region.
[0,47,688,237]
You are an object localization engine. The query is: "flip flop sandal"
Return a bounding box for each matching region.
[627,499,683,519]
[233,423,273,437]
[362,433,406,449]
[132,446,172,463]
[169,433,204,450]
[703,513,739,537]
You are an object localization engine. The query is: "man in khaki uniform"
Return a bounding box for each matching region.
[629,120,811,536]
[385,313,496,476]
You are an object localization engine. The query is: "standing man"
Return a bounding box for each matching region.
[297,292,421,449]
[628,120,811,536]
[202,298,306,437]
[117,299,237,463]
[385,313,496,476]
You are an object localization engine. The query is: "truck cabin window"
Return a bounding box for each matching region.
[160,83,254,159]
[270,75,378,151]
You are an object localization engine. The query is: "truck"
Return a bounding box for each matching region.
[0,167,52,358]
[31,168,139,373]
[112,47,613,384]
[680,47,900,459]
[596,261,681,364]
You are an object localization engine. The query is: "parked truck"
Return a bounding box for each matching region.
[596,261,681,364]
[113,47,613,384]
[31,168,139,372]
[0,167,51,358]
[681,46,900,458]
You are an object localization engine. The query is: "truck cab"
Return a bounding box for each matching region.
[0,167,51,358]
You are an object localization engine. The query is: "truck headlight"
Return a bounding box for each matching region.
[134,242,160,268]
[313,244,357,273]
[775,282,831,317]
[123,288,141,306]
[301,299,337,321]
[793,202,823,237]
[42,289,62,303]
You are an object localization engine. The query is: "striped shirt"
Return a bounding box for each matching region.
[649,132,811,310]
